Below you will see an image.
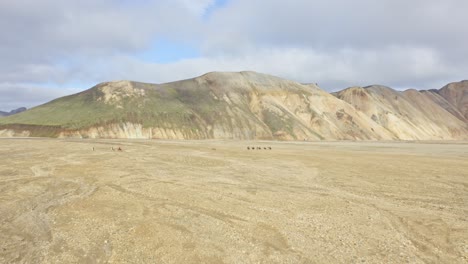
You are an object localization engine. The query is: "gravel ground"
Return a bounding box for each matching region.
[0,139,467,263]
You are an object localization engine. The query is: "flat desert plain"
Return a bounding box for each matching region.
[0,139,467,264]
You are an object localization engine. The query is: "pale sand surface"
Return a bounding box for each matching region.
[0,139,467,263]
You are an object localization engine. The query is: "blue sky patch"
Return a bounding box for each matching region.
[136,39,200,63]
[204,0,229,19]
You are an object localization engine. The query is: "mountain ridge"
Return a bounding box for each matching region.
[0,107,27,117]
[0,71,466,140]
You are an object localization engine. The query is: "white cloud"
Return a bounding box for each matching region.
[0,0,204,65]
[176,0,216,16]
[0,0,467,109]
[84,45,460,91]
[202,0,468,52]
[0,83,81,110]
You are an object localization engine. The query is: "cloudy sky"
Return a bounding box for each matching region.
[1,0,467,110]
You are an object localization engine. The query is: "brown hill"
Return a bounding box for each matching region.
[334,84,467,140]
[436,80,468,121]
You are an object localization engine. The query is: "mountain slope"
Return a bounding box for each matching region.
[334,85,468,140]
[436,80,468,121]
[418,90,467,122]
[0,72,466,140]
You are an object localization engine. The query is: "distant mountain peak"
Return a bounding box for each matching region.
[0,107,27,117]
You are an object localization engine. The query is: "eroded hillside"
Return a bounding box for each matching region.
[0,72,467,140]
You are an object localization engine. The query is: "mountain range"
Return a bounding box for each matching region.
[0,71,466,140]
[0,107,27,117]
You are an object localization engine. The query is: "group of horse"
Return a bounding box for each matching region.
[247,146,272,150]
[94,146,271,152]
[93,147,123,151]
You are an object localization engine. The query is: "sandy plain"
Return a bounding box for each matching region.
[0,139,467,263]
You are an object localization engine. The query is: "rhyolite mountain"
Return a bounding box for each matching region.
[0,107,27,117]
[334,83,468,140]
[0,71,466,140]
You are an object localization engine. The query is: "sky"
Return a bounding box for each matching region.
[1,0,467,110]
